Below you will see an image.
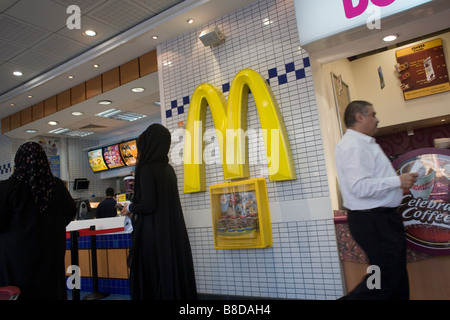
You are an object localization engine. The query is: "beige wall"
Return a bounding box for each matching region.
[312,31,450,211]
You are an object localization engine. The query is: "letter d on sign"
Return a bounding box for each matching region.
[66,265,81,290]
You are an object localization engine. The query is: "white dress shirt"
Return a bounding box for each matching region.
[335,129,402,210]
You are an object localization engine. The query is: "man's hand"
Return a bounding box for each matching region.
[399,173,419,189]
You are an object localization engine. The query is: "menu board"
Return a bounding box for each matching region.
[120,140,138,166]
[88,148,108,172]
[103,144,125,169]
[395,38,450,100]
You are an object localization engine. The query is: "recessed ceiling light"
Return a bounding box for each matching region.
[27,95,33,99]
[93,64,99,68]
[383,34,398,42]
[98,100,112,105]
[47,121,59,126]
[12,71,23,76]
[25,129,37,133]
[68,75,74,79]
[131,87,145,93]
[187,18,194,24]
[10,103,15,107]
[152,35,158,40]
[71,111,84,116]
[84,30,97,37]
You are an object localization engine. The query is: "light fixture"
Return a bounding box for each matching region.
[96,108,147,122]
[27,95,33,99]
[10,103,15,107]
[152,35,158,40]
[263,18,273,25]
[98,100,112,105]
[47,121,59,126]
[93,64,99,68]
[71,111,84,116]
[25,129,37,133]
[12,71,23,76]
[68,75,74,79]
[383,34,398,42]
[187,18,194,24]
[131,87,145,93]
[84,30,97,37]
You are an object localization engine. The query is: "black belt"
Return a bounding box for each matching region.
[348,207,398,214]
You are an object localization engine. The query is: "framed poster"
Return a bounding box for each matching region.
[209,178,272,249]
[331,73,351,137]
[395,38,450,100]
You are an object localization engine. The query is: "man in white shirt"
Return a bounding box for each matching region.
[335,100,418,300]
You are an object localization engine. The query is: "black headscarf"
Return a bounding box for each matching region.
[136,123,171,166]
[10,142,56,214]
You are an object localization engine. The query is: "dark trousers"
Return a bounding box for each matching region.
[346,208,409,300]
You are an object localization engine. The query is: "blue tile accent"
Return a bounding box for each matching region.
[278,74,287,85]
[268,68,277,78]
[296,68,306,80]
[303,57,310,68]
[165,59,311,119]
[285,62,295,73]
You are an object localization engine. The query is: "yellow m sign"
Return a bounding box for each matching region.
[183,68,296,193]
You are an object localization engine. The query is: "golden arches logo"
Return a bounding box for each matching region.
[183,68,296,193]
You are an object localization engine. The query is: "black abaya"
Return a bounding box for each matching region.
[0,178,76,300]
[128,124,197,300]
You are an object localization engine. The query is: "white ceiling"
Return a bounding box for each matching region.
[0,0,257,140]
[1,0,450,141]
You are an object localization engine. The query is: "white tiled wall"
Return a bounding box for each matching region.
[159,0,343,299]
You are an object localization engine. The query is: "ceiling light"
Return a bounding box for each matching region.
[84,30,97,37]
[383,34,398,42]
[12,71,23,76]
[98,100,112,105]
[187,18,194,24]
[263,18,273,25]
[68,75,74,79]
[49,128,70,134]
[71,111,84,116]
[10,103,15,107]
[93,64,99,68]
[95,108,146,122]
[131,87,145,93]
[27,95,33,99]
[152,35,158,40]
[25,129,37,133]
[47,121,59,126]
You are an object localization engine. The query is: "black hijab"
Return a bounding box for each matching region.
[10,142,56,214]
[136,123,171,166]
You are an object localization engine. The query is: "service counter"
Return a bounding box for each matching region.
[65,216,131,296]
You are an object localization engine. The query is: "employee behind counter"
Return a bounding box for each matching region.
[95,187,117,219]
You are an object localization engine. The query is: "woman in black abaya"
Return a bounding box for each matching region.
[0,142,76,299]
[122,123,197,300]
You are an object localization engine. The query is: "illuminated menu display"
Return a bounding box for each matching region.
[88,149,108,172]
[88,139,138,172]
[103,144,125,169]
[120,140,138,166]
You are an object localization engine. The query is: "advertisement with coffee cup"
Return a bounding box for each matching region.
[393,148,450,256]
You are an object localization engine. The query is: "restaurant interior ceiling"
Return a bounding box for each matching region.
[1,0,450,141]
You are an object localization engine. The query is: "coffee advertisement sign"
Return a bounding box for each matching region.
[393,148,450,255]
